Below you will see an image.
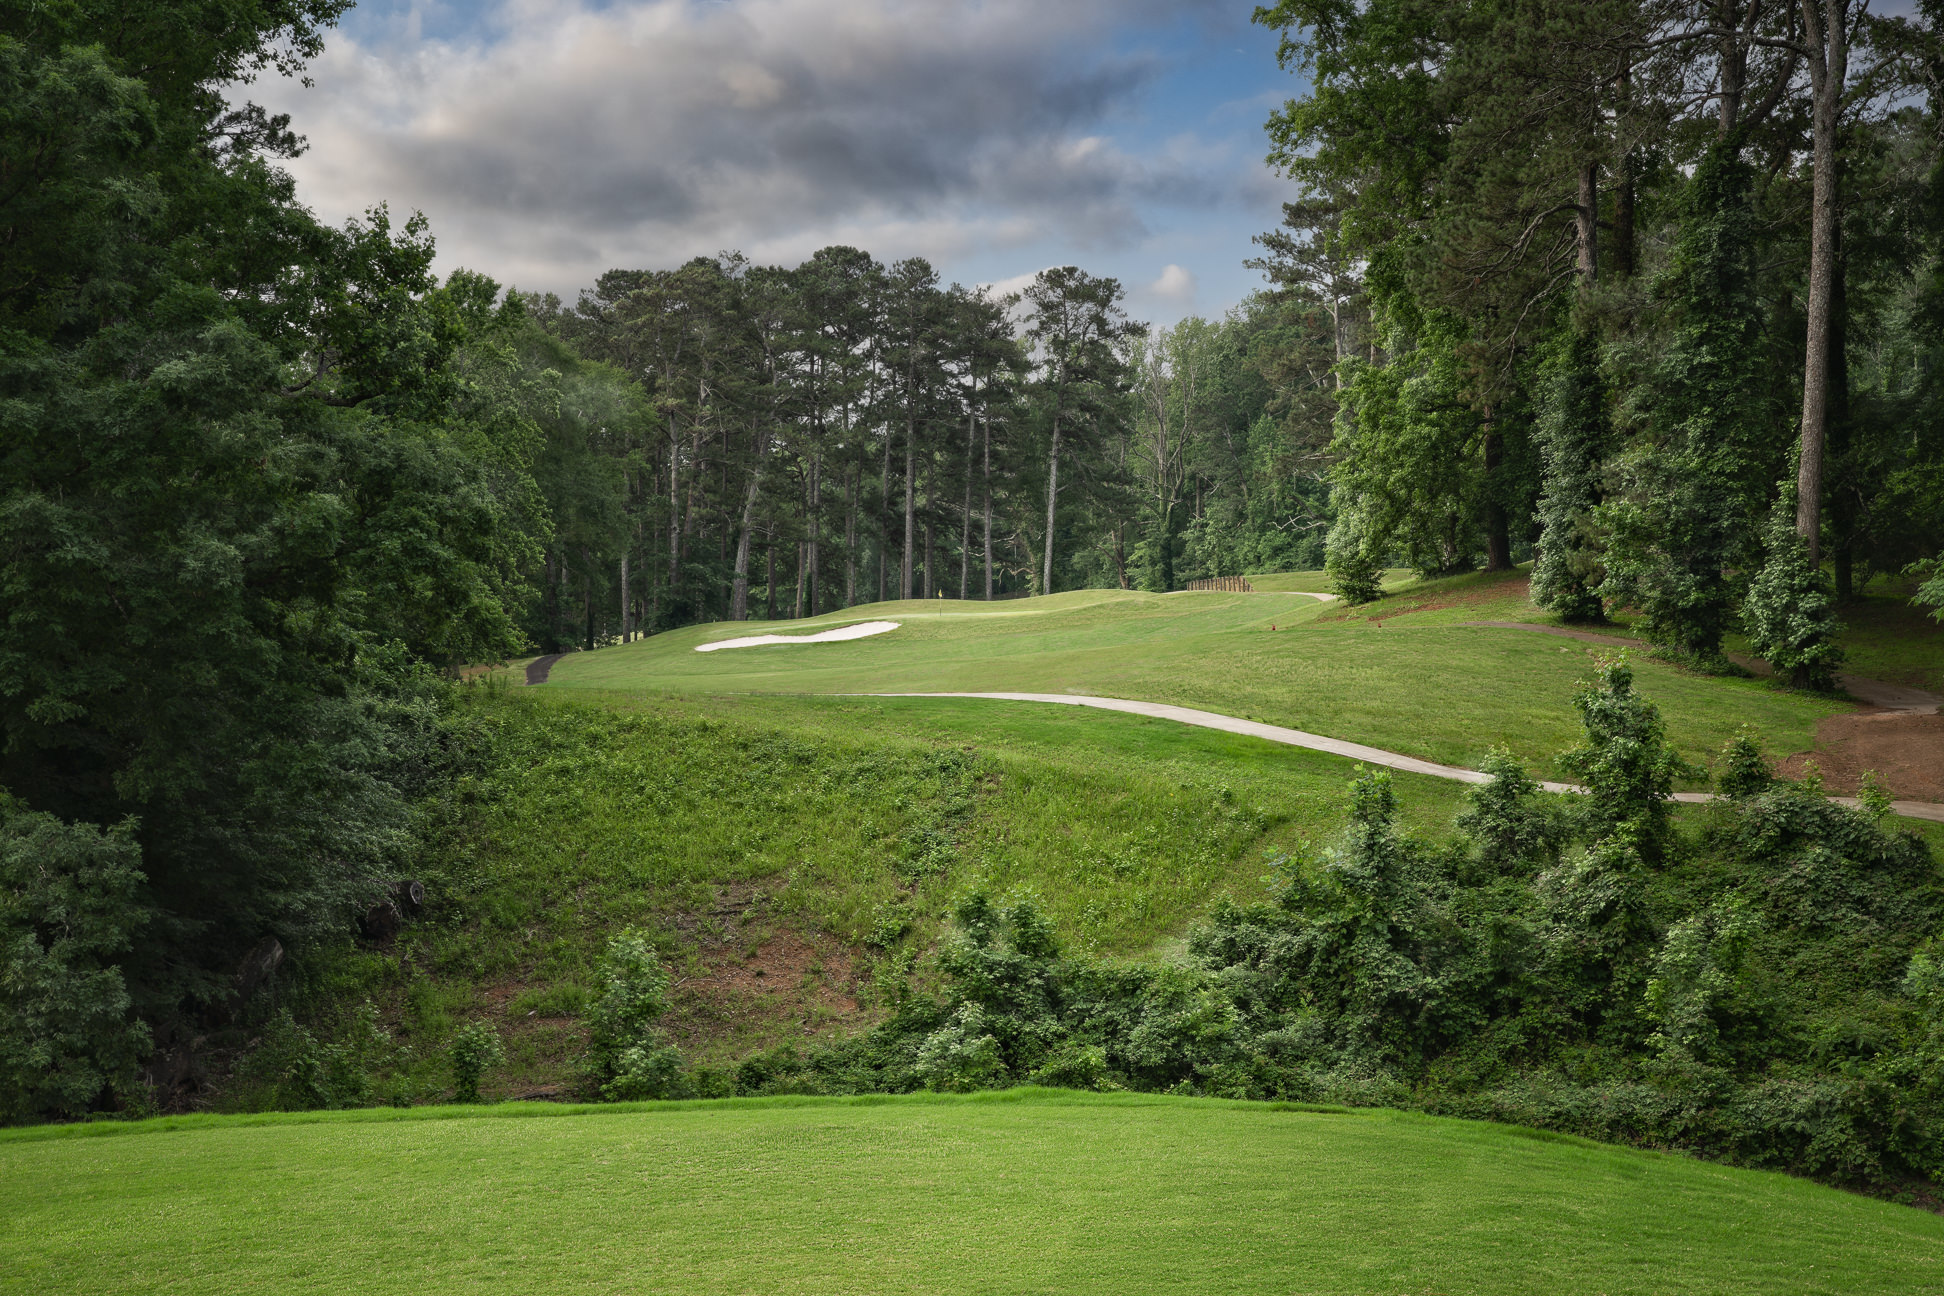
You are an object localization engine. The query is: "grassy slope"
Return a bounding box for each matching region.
[6,1091,1939,1296]
[290,688,1468,1104]
[535,580,1846,786]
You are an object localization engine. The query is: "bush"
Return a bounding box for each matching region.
[1743,490,1845,690]
[1324,506,1385,604]
[0,803,152,1123]
[241,1005,395,1111]
[1558,657,1699,860]
[448,1020,504,1103]
[1716,731,1773,798]
[586,928,679,1099]
[915,1005,1008,1092]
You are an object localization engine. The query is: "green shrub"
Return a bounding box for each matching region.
[586,928,680,1100]
[1743,491,1845,690]
[1030,1041,1110,1090]
[1324,506,1385,604]
[1716,731,1773,798]
[448,1020,504,1103]
[1455,750,1565,875]
[1558,657,1699,861]
[0,803,152,1122]
[915,1005,1007,1092]
[241,1005,394,1111]
[730,675,1944,1194]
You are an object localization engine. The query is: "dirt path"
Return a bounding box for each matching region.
[524,653,565,686]
[875,691,1944,824]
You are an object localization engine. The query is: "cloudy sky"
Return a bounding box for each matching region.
[256,0,1301,323]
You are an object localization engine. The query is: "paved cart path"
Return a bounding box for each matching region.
[872,691,1944,824]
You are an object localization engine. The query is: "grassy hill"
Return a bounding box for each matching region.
[6,1090,1940,1295]
[252,687,1471,1106]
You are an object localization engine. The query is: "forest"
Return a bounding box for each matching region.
[3,0,1944,1144]
[1261,0,1944,676]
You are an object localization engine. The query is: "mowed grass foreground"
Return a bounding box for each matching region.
[535,585,1846,785]
[4,1091,1939,1296]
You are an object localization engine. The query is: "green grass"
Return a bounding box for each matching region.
[1823,582,1944,693]
[535,583,1846,786]
[304,687,1468,1101]
[1243,566,1414,593]
[4,1089,1937,1295]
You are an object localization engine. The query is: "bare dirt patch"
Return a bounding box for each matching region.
[1779,711,1944,802]
[658,883,869,1056]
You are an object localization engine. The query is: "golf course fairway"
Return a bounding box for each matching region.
[3,1090,1937,1295]
[528,589,1850,783]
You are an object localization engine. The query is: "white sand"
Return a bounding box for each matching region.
[695,620,901,653]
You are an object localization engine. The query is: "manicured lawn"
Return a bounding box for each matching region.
[2,1090,1936,1295]
[532,586,1845,785]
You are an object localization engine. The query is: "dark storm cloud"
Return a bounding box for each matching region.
[263,0,1249,289]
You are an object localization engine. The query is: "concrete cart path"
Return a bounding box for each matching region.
[872,691,1944,824]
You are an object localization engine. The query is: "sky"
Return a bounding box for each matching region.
[253,0,1303,324]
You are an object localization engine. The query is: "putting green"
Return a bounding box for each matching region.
[2,1091,1935,1295]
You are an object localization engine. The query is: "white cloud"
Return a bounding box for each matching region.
[1149,264,1197,303]
[256,0,1246,294]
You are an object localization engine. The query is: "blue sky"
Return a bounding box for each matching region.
[259,0,1302,324]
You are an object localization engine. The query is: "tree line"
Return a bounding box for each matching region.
[511,250,1337,651]
[1258,0,1944,677]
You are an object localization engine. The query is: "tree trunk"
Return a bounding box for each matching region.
[1830,202,1854,598]
[1575,160,1598,291]
[878,429,890,603]
[1717,0,1748,137]
[902,411,916,600]
[794,540,805,619]
[730,448,768,621]
[1796,0,1847,563]
[765,540,776,620]
[619,552,630,642]
[1042,413,1062,594]
[1613,65,1636,281]
[960,389,974,600]
[805,449,821,617]
[982,411,993,599]
[845,458,857,608]
[667,436,680,587]
[1482,413,1511,571]
[582,548,594,651]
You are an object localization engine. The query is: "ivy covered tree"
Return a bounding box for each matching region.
[1744,489,1847,689]
[1598,143,1775,665]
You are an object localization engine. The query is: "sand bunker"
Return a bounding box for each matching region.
[695,620,900,653]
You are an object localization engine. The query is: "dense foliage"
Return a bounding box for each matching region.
[1256,0,1944,638]
[0,3,541,1118]
[717,669,1944,1195]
